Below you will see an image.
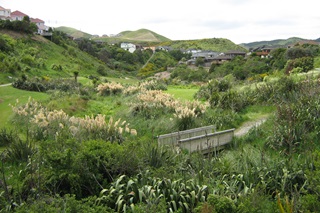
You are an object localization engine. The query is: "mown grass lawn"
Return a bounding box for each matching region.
[165,86,198,101]
[0,86,49,129]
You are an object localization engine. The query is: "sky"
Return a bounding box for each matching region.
[1,0,320,44]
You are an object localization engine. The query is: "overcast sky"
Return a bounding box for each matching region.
[2,0,319,44]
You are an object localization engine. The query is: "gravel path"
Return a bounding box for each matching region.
[234,117,267,137]
[0,83,11,87]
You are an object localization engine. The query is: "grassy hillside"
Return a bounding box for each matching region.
[93,28,171,43]
[55,26,92,39]
[240,37,317,49]
[160,38,247,52]
[0,30,108,84]
[119,29,171,42]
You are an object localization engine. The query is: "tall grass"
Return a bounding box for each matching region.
[0,86,48,129]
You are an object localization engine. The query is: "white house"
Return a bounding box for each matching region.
[31,18,48,34]
[120,42,140,53]
[0,6,11,20]
[10,10,27,21]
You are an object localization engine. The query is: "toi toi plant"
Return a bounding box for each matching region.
[11,98,137,143]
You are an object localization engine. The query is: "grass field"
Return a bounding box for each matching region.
[165,86,198,101]
[0,85,49,129]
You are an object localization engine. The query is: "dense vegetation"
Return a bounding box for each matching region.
[0,16,38,35]
[1,29,320,212]
[160,38,247,52]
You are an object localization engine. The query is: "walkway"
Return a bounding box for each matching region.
[234,117,267,137]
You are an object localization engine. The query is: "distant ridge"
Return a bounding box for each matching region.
[240,37,320,49]
[55,26,92,39]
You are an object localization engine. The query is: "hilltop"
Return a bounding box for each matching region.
[160,38,247,52]
[55,26,92,39]
[240,37,320,49]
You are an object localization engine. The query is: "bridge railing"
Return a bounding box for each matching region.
[158,125,216,146]
[158,126,235,154]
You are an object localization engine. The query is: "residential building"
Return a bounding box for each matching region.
[10,10,27,21]
[0,6,11,20]
[120,42,142,53]
[30,18,47,34]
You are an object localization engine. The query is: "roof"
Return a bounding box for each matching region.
[212,55,233,60]
[0,6,6,10]
[225,50,246,54]
[31,18,44,23]
[11,10,28,17]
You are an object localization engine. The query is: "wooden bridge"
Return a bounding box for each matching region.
[158,125,235,154]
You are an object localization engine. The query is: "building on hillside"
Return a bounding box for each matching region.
[224,50,247,58]
[185,49,201,54]
[210,55,233,65]
[156,46,173,52]
[254,47,274,58]
[30,18,48,34]
[10,10,28,21]
[143,46,156,52]
[187,51,221,66]
[120,42,143,53]
[0,6,11,20]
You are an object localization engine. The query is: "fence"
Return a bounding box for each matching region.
[158,126,235,154]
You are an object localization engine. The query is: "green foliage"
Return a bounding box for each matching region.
[285,57,314,73]
[0,128,16,147]
[166,38,246,52]
[195,194,236,213]
[171,65,209,82]
[97,172,209,212]
[286,46,312,59]
[0,18,37,34]
[14,194,114,213]
[6,138,35,163]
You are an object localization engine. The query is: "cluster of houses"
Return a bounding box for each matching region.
[0,5,49,35]
[120,42,248,67]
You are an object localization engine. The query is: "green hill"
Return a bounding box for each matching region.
[55,26,92,39]
[160,38,247,52]
[94,28,171,43]
[119,29,171,42]
[0,30,107,84]
[239,37,318,50]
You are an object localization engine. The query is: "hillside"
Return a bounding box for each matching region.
[119,29,171,42]
[160,38,247,52]
[55,26,92,39]
[93,28,171,43]
[240,37,319,50]
[0,30,107,84]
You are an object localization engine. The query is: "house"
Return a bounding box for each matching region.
[30,18,47,34]
[156,46,173,52]
[187,51,220,66]
[185,49,201,54]
[255,47,274,58]
[120,42,142,53]
[211,55,233,65]
[0,6,11,20]
[224,50,246,58]
[10,10,28,21]
[143,46,156,52]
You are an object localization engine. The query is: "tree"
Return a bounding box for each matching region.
[73,71,79,82]
[195,57,205,67]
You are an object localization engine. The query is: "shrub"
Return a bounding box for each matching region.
[195,194,236,213]
[97,82,124,96]
[11,98,137,143]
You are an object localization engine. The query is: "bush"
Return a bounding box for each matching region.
[195,194,236,213]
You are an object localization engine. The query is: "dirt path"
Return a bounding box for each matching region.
[234,116,268,137]
[0,83,11,87]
